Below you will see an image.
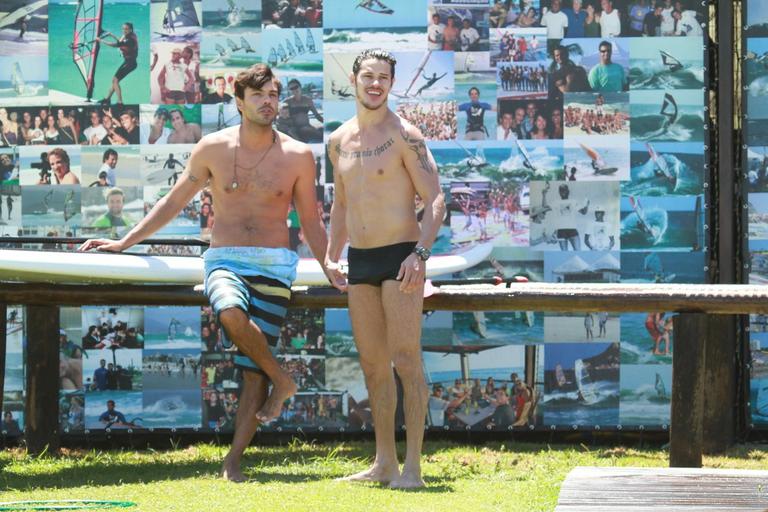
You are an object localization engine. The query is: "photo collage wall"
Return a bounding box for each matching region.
[1,0,710,435]
[745,0,768,431]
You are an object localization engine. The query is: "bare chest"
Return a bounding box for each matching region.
[210,149,296,203]
[335,137,403,184]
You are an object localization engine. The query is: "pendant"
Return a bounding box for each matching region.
[231,181,238,190]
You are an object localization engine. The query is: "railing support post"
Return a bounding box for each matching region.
[703,315,736,453]
[670,313,707,467]
[25,305,59,455]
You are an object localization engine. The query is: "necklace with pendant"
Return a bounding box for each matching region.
[232,129,277,190]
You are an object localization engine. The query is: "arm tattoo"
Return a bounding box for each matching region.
[400,128,434,175]
[186,171,199,182]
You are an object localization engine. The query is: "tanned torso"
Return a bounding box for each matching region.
[330,111,422,248]
[197,126,305,249]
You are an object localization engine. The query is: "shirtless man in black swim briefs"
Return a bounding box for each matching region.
[327,49,446,489]
[80,63,345,482]
[96,23,139,105]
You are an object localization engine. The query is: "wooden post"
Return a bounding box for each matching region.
[524,345,536,386]
[702,315,736,453]
[670,313,707,468]
[25,305,60,455]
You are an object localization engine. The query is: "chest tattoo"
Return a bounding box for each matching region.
[335,138,395,160]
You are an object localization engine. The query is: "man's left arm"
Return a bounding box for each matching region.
[398,123,446,293]
[292,147,346,291]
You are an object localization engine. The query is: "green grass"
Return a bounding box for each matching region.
[2,441,768,511]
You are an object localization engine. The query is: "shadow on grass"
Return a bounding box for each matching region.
[0,444,466,491]
[1,440,668,491]
[1,460,460,492]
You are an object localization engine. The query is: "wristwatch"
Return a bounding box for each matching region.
[413,245,431,261]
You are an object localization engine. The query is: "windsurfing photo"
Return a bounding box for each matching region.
[563,135,630,181]
[322,0,428,53]
[389,50,454,102]
[619,363,672,426]
[199,0,260,102]
[630,89,706,143]
[543,343,620,426]
[150,0,202,43]
[0,0,48,55]
[0,0,49,105]
[626,141,705,196]
[0,57,49,106]
[628,36,705,90]
[619,194,704,252]
[49,0,150,105]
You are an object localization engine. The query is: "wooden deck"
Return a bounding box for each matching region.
[555,466,768,511]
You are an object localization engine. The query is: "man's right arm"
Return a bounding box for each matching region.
[79,141,212,252]
[326,134,348,264]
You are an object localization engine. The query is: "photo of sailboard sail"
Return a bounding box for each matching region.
[153,0,201,41]
[70,0,104,101]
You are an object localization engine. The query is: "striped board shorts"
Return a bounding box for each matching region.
[203,247,298,376]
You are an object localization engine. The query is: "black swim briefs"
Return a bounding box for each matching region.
[347,241,418,286]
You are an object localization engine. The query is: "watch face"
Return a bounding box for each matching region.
[415,246,430,260]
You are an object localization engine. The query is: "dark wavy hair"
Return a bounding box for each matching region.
[352,49,397,78]
[234,64,282,100]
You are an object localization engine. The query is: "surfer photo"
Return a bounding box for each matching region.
[162,153,184,185]
[330,80,353,99]
[0,0,48,54]
[98,400,141,428]
[95,23,138,106]
[415,71,447,97]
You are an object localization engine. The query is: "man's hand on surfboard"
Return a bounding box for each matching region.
[78,238,126,253]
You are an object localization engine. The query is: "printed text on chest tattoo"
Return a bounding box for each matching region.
[335,138,394,160]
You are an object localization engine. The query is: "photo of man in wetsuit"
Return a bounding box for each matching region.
[458,86,494,140]
[96,23,139,105]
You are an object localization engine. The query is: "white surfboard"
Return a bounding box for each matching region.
[0,243,493,286]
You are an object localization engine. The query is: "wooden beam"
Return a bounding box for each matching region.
[1,282,768,314]
[670,314,707,468]
[25,305,60,455]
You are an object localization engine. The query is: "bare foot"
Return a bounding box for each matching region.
[389,470,425,489]
[255,375,297,423]
[337,464,400,484]
[220,458,247,483]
